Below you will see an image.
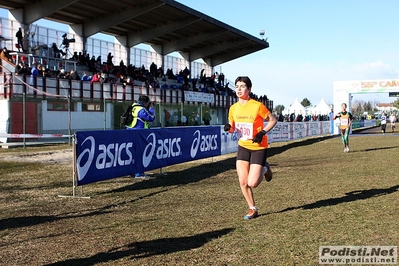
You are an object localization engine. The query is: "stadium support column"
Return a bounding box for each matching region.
[162,54,165,77]
[82,37,87,57]
[161,45,165,80]
[127,46,131,67]
[188,51,192,82]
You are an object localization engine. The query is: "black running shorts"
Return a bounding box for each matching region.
[237,145,268,166]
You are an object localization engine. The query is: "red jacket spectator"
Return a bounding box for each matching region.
[90,72,100,85]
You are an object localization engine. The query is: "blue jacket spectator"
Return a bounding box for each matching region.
[126,95,155,129]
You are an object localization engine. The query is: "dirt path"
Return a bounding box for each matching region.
[0,148,73,164]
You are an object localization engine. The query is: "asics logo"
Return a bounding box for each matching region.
[190,130,218,158]
[143,133,182,167]
[76,136,134,180]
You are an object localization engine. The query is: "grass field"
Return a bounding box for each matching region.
[0,129,398,265]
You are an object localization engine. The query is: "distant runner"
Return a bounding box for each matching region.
[333,103,353,152]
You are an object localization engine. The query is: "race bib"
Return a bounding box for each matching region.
[341,119,348,126]
[236,122,253,140]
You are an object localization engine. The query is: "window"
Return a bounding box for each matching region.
[82,103,103,112]
[47,101,74,111]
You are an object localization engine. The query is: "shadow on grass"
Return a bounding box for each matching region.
[0,210,112,232]
[276,184,399,213]
[106,156,237,194]
[44,228,234,266]
[105,136,335,195]
[353,146,399,152]
[267,135,335,157]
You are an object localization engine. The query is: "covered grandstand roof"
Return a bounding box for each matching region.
[0,0,269,66]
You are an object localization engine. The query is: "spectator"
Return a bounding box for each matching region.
[157,66,165,79]
[31,62,40,77]
[1,47,14,63]
[15,27,25,52]
[181,113,187,126]
[218,72,225,86]
[107,52,113,65]
[42,68,53,78]
[16,62,28,75]
[29,62,40,85]
[210,72,216,87]
[78,52,85,66]
[81,71,91,81]
[57,69,67,79]
[88,56,96,72]
[380,112,387,135]
[99,72,108,84]
[203,110,211,125]
[72,51,79,61]
[163,109,171,126]
[90,72,101,85]
[166,68,175,79]
[51,43,65,58]
[116,74,127,86]
[37,64,44,76]
[125,95,155,178]
[68,69,80,80]
[194,112,200,125]
[329,108,334,133]
[149,62,157,76]
[389,113,396,132]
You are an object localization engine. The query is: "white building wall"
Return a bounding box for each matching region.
[41,101,114,133]
[0,100,10,143]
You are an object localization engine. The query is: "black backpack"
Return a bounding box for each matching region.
[120,104,133,126]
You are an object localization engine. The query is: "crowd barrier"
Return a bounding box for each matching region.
[3,120,376,197]
[75,121,333,186]
[75,127,220,186]
[351,119,377,129]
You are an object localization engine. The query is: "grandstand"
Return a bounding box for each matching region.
[0,0,272,141]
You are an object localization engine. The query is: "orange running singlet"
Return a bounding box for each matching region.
[228,99,270,150]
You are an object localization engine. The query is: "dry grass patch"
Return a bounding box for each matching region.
[0,133,398,265]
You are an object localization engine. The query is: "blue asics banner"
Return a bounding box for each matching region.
[75,127,221,185]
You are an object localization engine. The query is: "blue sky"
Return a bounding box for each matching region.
[2,1,399,108]
[177,0,399,108]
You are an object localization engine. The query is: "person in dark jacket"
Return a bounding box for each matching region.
[15,27,25,52]
[68,69,80,80]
